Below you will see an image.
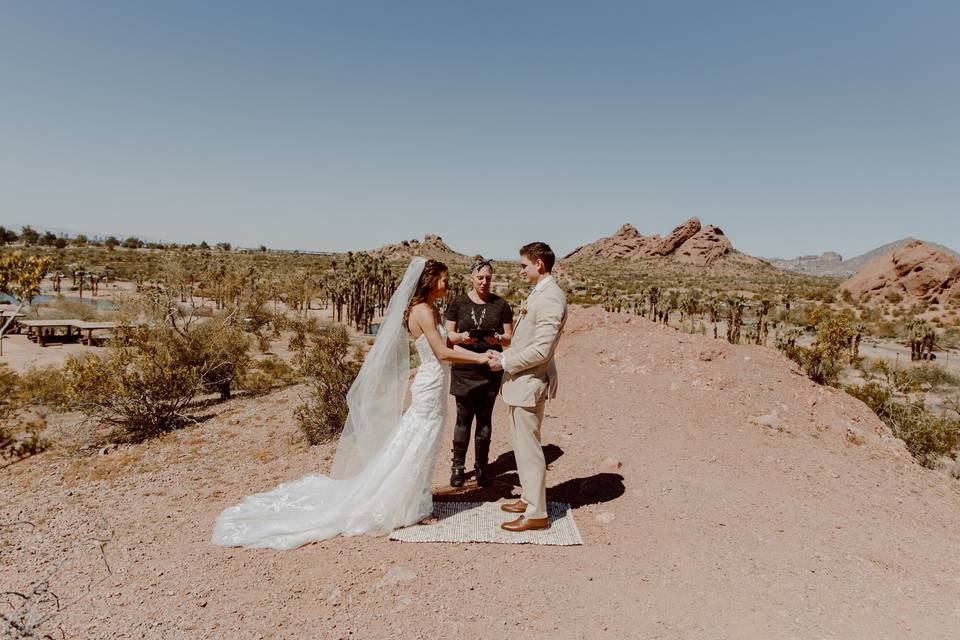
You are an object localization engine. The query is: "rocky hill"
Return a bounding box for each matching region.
[840,239,960,304]
[4,307,959,638]
[767,251,845,275]
[770,238,960,277]
[370,234,471,263]
[564,217,760,267]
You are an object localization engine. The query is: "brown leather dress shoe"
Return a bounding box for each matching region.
[500,499,529,514]
[501,516,550,532]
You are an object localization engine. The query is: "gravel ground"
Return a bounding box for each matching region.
[3,306,960,639]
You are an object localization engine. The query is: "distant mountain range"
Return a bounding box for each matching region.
[767,238,960,277]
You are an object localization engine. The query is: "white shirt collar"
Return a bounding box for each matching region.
[533,275,554,294]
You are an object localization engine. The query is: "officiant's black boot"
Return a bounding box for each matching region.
[450,440,469,488]
[474,436,491,487]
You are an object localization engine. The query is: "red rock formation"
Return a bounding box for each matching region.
[648,217,702,257]
[563,217,746,266]
[674,225,734,266]
[840,240,960,304]
[563,224,661,260]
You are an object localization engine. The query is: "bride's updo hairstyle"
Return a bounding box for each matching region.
[404,259,448,328]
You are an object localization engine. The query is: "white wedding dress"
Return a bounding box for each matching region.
[212,328,448,549]
[212,257,450,550]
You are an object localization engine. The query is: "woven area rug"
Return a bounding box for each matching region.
[389,501,582,546]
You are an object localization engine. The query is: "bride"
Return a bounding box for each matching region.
[211,257,491,549]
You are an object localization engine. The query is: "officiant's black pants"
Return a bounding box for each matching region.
[453,385,498,451]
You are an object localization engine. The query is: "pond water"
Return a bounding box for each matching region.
[0,293,116,310]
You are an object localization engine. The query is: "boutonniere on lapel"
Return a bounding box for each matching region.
[516,297,529,323]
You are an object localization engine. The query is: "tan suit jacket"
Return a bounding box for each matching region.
[500,278,568,408]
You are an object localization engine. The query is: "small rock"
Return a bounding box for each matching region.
[752,414,783,431]
[596,512,616,525]
[376,566,417,588]
[844,428,866,446]
[326,586,342,606]
[601,457,623,472]
[698,349,725,361]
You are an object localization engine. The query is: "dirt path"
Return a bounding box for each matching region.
[3,307,960,639]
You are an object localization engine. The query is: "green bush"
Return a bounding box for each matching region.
[66,343,204,442]
[872,320,900,339]
[240,357,300,393]
[777,308,856,386]
[0,364,50,464]
[294,324,360,445]
[847,382,960,467]
[908,364,960,391]
[38,296,102,321]
[65,304,253,441]
[15,365,72,409]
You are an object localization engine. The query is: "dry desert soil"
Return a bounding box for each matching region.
[3,307,960,639]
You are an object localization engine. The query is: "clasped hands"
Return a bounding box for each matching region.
[484,350,503,371]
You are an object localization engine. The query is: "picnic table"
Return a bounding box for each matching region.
[1,310,26,334]
[72,320,118,345]
[18,319,118,347]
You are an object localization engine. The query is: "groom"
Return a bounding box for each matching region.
[487,242,568,532]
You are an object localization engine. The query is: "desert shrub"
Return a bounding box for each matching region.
[782,304,811,327]
[0,363,16,409]
[939,327,960,350]
[64,296,253,441]
[885,291,903,304]
[38,296,102,321]
[861,359,921,394]
[176,318,253,400]
[239,357,300,393]
[847,382,960,467]
[777,308,856,386]
[803,288,836,304]
[908,364,960,391]
[0,413,48,465]
[0,364,50,464]
[872,320,900,339]
[65,343,205,442]
[294,324,360,445]
[15,365,72,409]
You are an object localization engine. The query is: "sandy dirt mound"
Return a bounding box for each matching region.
[840,239,960,304]
[3,307,960,639]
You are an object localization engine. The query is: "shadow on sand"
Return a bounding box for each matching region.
[433,443,625,509]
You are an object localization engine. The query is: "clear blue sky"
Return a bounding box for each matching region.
[2,1,957,259]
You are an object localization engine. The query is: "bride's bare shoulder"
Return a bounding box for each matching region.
[408,303,435,336]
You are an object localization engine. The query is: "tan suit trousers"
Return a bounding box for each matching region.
[509,399,547,519]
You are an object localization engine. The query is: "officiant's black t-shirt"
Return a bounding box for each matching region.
[444,293,513,395]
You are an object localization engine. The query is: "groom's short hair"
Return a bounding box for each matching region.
[519,242,555,273]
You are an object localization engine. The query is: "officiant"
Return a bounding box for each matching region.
[444,257,514,488]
